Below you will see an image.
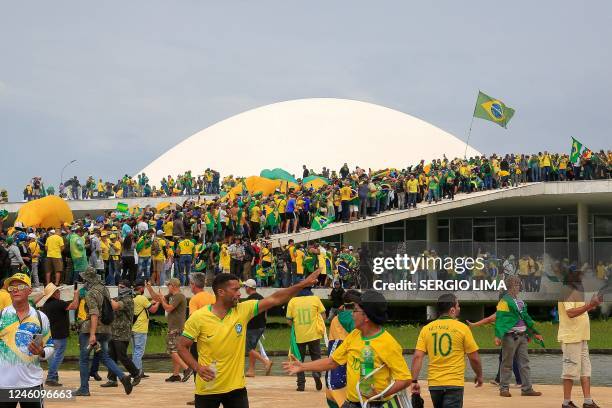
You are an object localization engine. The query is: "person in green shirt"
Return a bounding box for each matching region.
[70,227,88,283]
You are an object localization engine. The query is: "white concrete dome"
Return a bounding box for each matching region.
[138,98,481,183]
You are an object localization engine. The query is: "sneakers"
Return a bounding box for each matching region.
[500,390,512,397]
[100,380,118,388]
[74,389,91,397]
[120,376,133,395]
[296,385,305,392]
[165,375,182,382]
[314,376,322,391]
[182,368,194,382]
[45,379,63,387]
[583,402,600,408]
[562,402,579,408]
[521,389,542,397]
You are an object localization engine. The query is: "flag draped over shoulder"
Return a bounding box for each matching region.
[495,294,545,347]
[473,91,515,128]
[289,325,302,360]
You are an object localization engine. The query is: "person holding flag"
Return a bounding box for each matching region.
[495,275,543,398]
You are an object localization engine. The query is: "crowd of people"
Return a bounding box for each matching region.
[0,268,604,408]
[6,150,612,205]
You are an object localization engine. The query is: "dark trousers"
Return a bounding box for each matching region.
[296,339,321,386]
[230,258,243,277]
[121,256,137,284]
[429,386,464,408]
[107,339,139,381]
[341,200,350,222]
[194,387,249,408]
[0,385,44,408]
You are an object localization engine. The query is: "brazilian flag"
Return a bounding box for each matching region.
[570,137,583,164]
[116,202,129,213]
[473,91,515,128]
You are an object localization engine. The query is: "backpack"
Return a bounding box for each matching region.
[151,239,161,257]
[89,287,115,325]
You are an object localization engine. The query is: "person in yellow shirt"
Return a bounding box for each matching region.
[284,290,412,404]
[151,231,167,286]
[177,269,320,406]
[406,174,419,209]
[188,272,216,315]
[0,284,11,310]
[219,242,230,273]
[249,202,262,241]
[177,235,195,286]
[132,280,160,378]
[26,234,41,287]
[294,245,305,282]
[44,229,64,286]
[411,293,482,407]
[558,279,603,408]
[285,289,327,391]
[340,182,352,223]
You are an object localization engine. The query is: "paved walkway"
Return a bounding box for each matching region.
[46,372,612,407]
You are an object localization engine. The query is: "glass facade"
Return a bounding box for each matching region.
[381,214,612,262]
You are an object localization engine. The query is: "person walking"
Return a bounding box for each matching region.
[101,280,141,388]
[411,293,483,408]
[243,279,272,378]
[558,267,603,408]
[74,267,133,397]
[494,275,543,398]
[35,283,79,387]
[132,280,159,378]
[286,287,327,392]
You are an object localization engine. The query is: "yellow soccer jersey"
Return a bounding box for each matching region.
[332,328,411,403]
[286,296,325,343]
[182,300,258,395]
[415,317,479,387]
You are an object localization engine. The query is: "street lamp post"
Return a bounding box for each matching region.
[60,159,77,186]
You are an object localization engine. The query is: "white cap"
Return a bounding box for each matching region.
[243,279,257,289]
[27,233,37,239]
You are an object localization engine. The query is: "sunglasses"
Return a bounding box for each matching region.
[8,284,30,292]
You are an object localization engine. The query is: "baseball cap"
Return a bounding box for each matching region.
[3,273,32,289]
[243,279,257,289]
[357,290,388,325]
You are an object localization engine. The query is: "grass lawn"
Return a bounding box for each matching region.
[62,319,612,357]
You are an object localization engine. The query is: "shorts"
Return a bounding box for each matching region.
[350,205,358,212]
[195,387,248,408]
[46,257,63,273]
[246,328,265,352]
[166,329,181,354]
[561,341,591,380]
[285,212,295,220]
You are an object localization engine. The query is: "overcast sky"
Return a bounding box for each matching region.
[1,1,611,198]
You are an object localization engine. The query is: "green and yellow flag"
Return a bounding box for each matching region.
[116,202,129,213]
[288,325,302,361]
[473,91,515,128]
[570,137,583,164]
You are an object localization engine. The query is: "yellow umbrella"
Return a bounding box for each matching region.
[16,196,74,229]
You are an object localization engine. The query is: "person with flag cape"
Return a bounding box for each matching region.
[494,275,543,397]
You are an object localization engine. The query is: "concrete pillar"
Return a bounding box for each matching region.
[426,213,438,248]
[577,202,589,263]
[342,227,370,249]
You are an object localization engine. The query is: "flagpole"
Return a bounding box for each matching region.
[463,115,475,159]
[464,90,480,159]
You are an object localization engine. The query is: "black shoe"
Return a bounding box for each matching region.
[45,379,63,387]
[182,368,194,382]
[90,373,102,381]
[165,375,182,382]
[74,389,91,397]
[132,375,141,386]
[296,385,305,392]
[139,369,149,379]
[314,376,322,391]
[120,376,133,395]
[100,380,118,388]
